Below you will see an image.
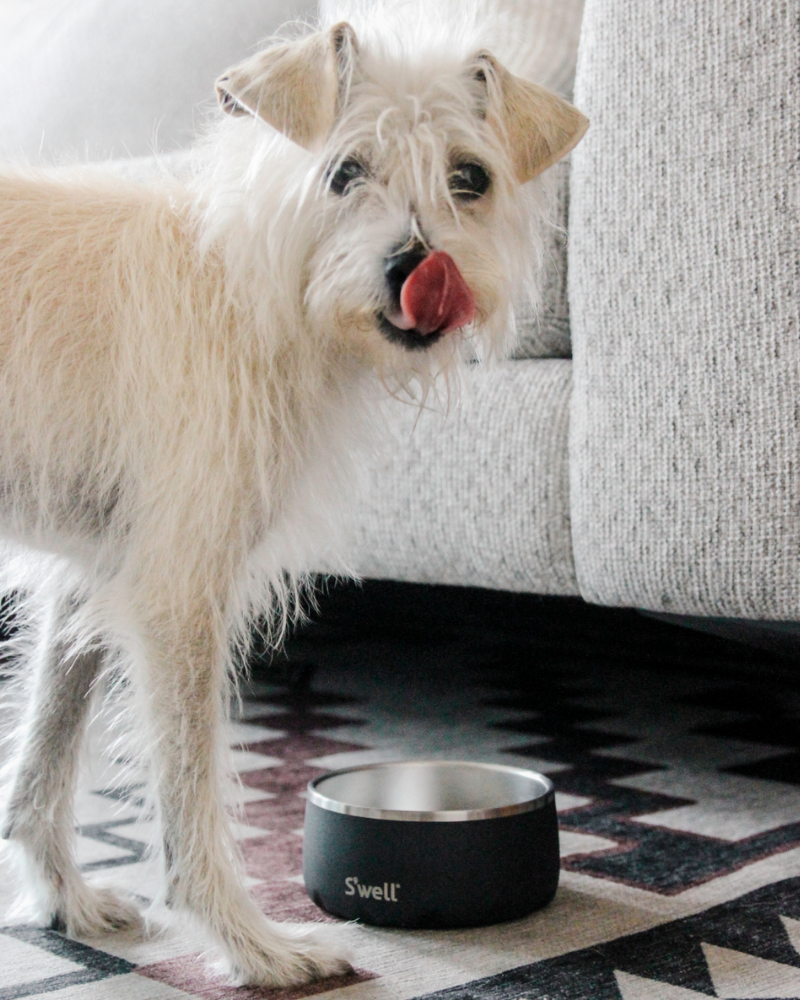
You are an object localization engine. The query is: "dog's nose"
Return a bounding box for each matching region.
[383,242,428,305]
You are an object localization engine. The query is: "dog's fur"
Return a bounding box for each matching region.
[0,1,587,986]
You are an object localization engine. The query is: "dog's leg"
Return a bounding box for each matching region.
[133,596,350,987]
[0,594,142,936]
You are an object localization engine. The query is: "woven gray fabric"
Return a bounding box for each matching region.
[485,0,583,360]
[569,0,800,617]
[513,156,572,360]
[488,0,582,361]
[339,360,578,594]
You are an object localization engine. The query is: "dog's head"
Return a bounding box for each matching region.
[214,18,587,388]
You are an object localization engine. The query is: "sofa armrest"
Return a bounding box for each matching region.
[568,0,799,618]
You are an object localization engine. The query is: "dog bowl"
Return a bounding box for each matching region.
[302,760,559,928]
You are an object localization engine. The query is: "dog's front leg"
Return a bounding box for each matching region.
[133,595,351,987]
[1,592,142,936]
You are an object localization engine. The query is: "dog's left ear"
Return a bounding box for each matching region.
[215,23,358,151]
[473,51,589,183]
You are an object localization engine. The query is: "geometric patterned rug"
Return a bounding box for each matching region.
[1,583,799,999]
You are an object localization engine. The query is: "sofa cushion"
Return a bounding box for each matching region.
[469,0,583,100]
[0,0,318,163]
[512,156,573,359]
[471,0,583,360]
[335,360,578,594]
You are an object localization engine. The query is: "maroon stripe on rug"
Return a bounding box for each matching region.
[135,958,377,999]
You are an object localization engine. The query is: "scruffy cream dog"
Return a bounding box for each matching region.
[0,0,586,987]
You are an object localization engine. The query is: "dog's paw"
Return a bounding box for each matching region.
[58,884,144,938]
[215,921,353,987]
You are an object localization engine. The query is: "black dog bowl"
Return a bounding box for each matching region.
[303,760,559,928]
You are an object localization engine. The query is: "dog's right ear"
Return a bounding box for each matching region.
[472,51,589,183]
[215,23,358,152]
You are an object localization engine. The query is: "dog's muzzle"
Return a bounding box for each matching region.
[379,244,475,351]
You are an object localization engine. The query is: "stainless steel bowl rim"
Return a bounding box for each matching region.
[306,760,555,822]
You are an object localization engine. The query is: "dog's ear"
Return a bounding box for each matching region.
[472,51,588,183]
[215,23,358,151]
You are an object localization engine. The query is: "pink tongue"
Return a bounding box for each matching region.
[399,251,476,335]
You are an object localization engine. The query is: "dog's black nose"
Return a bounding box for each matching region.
[384,242,428,305]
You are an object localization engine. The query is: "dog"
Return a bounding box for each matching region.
[0,0,587,986]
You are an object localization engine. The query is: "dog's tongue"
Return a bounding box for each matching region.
[398,251,475,335]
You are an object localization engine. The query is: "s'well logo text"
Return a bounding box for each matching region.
[344,877,400,902]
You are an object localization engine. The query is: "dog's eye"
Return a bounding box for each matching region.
[449,162,491,201]
[328,158,366,196]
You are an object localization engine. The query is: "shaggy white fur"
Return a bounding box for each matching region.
[0,0,586,986]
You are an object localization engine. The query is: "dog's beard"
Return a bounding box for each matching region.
[303,199,518,381]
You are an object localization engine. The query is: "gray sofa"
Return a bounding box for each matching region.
[2,0,796,623]
[345,0,800,627]
[569,0,799,622]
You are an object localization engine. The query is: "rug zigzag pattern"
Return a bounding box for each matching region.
[0,622,799,999]
[415,877,800,999]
